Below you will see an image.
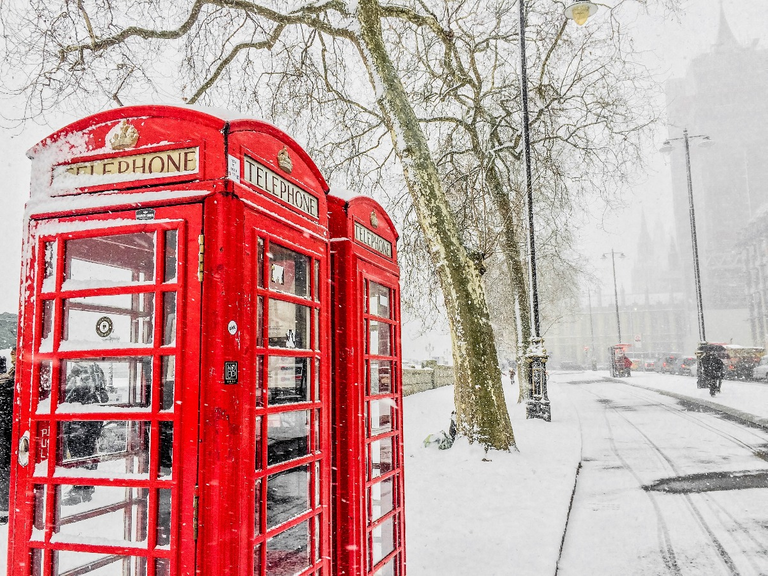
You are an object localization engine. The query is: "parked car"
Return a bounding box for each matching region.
[673,356,697,376]
[753,355,768,382]
[657,354,680,374]
[642,359,656,371]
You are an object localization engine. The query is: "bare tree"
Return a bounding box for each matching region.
[1,0,516,449]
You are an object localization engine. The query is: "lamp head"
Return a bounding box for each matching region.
[565,1,598,25]
[698,136,715,148]
[659,140,673,154]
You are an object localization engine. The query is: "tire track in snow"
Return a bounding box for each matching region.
[583,386,742,575]
[616,385,768,461]
[597,403,683,576]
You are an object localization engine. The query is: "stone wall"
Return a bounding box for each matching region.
[402,363,454,397]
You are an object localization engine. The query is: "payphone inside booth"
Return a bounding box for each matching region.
[328,194,405,576]
[12,105,333,576]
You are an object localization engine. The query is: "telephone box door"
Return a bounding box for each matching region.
[11,204,203,576]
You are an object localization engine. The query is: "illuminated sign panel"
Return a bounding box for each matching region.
[354,222,392,258]
[243,155,319,218]
[52,147,199,188]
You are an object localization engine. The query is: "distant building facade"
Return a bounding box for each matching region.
[741,207,768,350]
[664,7,768,347]
[546,8,766,365]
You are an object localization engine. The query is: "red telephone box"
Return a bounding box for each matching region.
[328,195,406,576]
[12,105,332,576]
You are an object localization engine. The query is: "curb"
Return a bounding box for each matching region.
[621,379,768,431]
[553,386,585,575]
[553,461,581,576]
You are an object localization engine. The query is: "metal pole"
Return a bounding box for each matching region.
[588,288,596,370]
[518,0,540,339]
[518,0,549,421]
[683,129,707,343]
[611,248,622,343]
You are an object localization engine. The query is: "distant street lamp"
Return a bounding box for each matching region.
[661,129,713,387]
[588,288,597,370]
[519,0,598,421]
[602,249,626,343]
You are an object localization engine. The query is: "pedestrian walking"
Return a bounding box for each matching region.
[0,347,17,524]
[700,347,724,397]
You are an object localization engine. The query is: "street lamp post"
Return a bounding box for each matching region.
[661,129,713,387]
[519,0,597,421]
[602,249,626,343]
[588,288,597,370]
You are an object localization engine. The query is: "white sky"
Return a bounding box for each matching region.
[0,0,766,360]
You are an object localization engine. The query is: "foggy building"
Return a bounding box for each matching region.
[741,209,768,349]
[664,6,767,348]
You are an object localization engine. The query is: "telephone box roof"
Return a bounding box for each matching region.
[28,104,329,192]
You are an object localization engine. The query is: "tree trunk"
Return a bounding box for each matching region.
[463,123,532,403]
[356,0,514,450]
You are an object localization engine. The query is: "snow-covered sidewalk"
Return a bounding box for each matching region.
[403,376,583,575]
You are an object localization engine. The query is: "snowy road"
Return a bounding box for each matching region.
[557,377,768,576]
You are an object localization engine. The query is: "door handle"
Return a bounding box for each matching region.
[18,431,30,467]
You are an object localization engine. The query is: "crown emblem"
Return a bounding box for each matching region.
[277,146,293,174]
[108,120,139,150]
[370,211,379,228]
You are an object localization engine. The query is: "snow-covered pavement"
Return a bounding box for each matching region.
[1,370,766,575]
[557,376,768,575]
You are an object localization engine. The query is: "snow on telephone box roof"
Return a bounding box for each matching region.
[26,104,329,220]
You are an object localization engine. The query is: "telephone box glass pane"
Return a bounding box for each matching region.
[43,240,56,292]
[40,300,54,352]
[369,321,391,356]
[258,238,265,288]
[161,356,175,411]
[164,229,178,283]
[254,544,263,574]
[63,232,155,289]
[37,361,52,414]
[368,400,394,436]
[256,356,264,407]
[313,260,319,302]
[267,464,309,529]
[269,244,309,298]
[54,486,149,545]
[57,420,150,478]
[60,359,152,411]
[369,477,394,522]
[62,293,154,348]
[268,357,309,405]
[157,488,172,546]
[31,548,43,576]
[369,437,394,479]
[371,516,396,567]
[156,559,171,576]
[162,292,176,345]
[33,484,46,532]
[254,416,263,470]
[369,282,391,319]
[369,361,392,395]
[257,297,264,347]
[159,421,173,477]
[267,410,310,466]
[266,520,311,576]
[53,551,147,576]
[268,300,310,349]
[254,479,262,535]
